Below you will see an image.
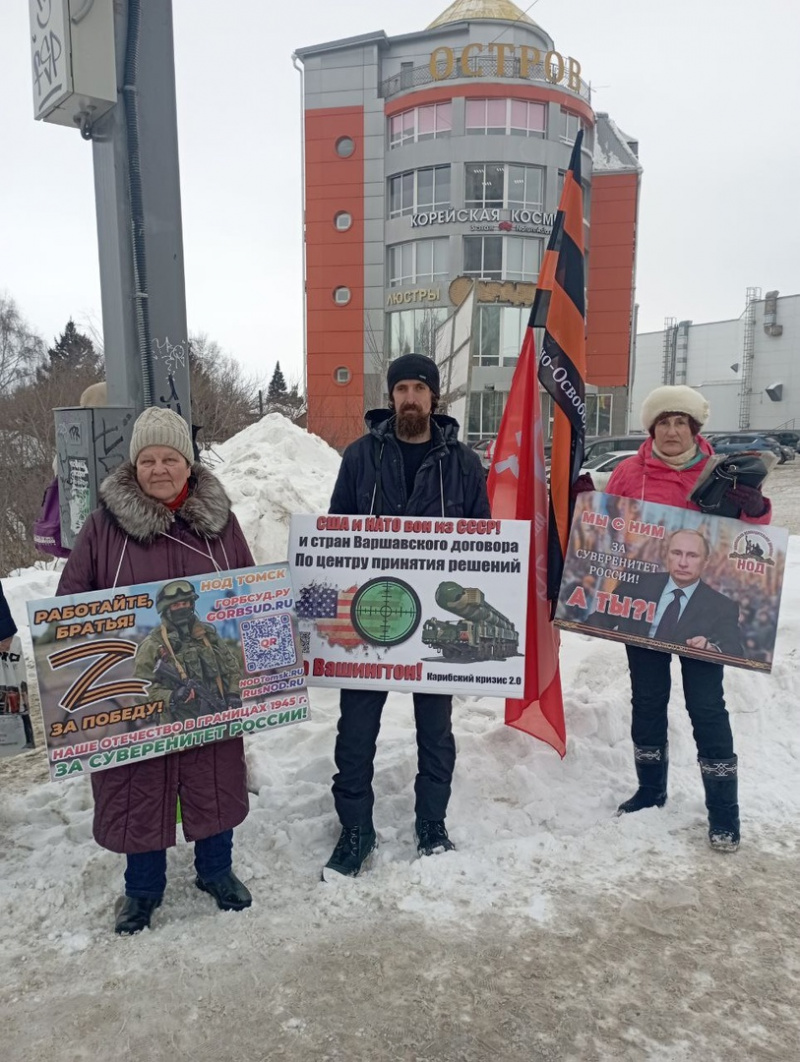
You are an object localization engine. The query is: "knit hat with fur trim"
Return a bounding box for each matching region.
[640,385,709,433]
[387,353,440,397]
[130,407,194,465]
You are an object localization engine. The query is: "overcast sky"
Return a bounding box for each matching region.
[2,0,798,387]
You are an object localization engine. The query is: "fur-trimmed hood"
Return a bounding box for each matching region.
[99,462,233,544]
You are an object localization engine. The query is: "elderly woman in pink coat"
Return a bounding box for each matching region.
[604,385,771,854]
[57,407,255,934]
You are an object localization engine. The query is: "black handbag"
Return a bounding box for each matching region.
[689,452,773,517]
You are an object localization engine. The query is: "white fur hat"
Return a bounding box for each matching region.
[79,381,107,408]
[130,407,194,465]
[640,385,709,432]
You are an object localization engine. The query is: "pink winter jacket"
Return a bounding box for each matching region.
[605,435,772,524]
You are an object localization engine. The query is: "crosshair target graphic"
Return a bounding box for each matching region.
[350,578,422,647]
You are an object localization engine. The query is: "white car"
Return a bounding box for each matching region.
[580,450,638,491]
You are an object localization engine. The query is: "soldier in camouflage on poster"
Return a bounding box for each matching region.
[135,579,244,724]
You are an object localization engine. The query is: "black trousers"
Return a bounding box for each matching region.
[332,688,456,827]
[625,645,734,759]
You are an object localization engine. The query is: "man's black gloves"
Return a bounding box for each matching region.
[225,694,243,710]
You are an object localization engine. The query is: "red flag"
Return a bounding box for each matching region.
[486,322,565,756]
[486,131,587,757]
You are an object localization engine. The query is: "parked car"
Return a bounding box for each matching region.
[776,443,796,463]
[579,450,639,491]
[708,432,784,461]
[473,437,552,476]
[767,430,800,452]
[583,434,647,463]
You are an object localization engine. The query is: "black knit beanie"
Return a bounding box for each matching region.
[387,353,440,397]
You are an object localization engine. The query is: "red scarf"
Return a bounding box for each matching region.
[165,481,190,511]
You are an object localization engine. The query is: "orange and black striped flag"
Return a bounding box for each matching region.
[535,130,587,606]
[486,131,586,755]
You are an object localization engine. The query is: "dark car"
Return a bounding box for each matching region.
[708,432,784,461]
[583,434,647,463]
[767,430,800,452]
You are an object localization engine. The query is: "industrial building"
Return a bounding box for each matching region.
[633,290,800,433]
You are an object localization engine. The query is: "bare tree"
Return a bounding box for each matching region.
[365,306,454,411]
[0,294,44,395]
[0,312,102,575]
[189,333,266,447]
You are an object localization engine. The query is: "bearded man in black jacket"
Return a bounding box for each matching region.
[323,353,490,880]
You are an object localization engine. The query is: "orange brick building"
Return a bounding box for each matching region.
[295,0,641,449]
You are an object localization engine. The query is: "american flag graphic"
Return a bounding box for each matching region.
[315,585,362,649]
[296,583,338,619]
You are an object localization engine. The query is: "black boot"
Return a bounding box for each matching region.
[617,744,668,815]
[114,895,162,935]
[415,819,455,856]
[196,870,252,911]
[699,755,740,852]
[322,824,377,881]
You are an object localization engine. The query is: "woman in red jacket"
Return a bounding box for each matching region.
[604,385,771,853]
[57,407,255,934]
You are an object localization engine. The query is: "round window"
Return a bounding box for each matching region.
[335,136,355,158]
[334,211,353,231]
[334,367,351,385]
[333,286,351,306]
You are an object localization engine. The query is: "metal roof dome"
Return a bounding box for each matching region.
[428,0,538,30]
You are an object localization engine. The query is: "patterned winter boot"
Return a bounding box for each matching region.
[617,744,668,815]
[322,824,377,881]
[699,755,740,852]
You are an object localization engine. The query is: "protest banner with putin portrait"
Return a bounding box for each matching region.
[554,494,788,671]
[27,564,308,781]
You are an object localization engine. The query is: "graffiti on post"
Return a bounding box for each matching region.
[30,0,68,118]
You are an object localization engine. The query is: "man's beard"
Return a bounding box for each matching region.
[395,405,429,441]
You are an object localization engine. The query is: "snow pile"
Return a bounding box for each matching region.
[2,565,61,659]
[210,412,341,563]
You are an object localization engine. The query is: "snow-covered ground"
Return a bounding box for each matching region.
[2,416,799,1061]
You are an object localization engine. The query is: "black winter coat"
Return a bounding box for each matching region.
[329,410,490,519]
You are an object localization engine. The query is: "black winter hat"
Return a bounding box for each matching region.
[387,353,440,397]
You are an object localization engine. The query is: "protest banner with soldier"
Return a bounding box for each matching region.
[134,579,245,724]
[27,564,308,781]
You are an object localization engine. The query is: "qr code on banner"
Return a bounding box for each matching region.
[240,615,297,674]
[299,631,311,656]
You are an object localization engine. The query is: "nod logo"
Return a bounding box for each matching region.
[498,220,513,232]
[729,530,775,568]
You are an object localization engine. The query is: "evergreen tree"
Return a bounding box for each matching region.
[45,319,99,375]
[267,362,288,402]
